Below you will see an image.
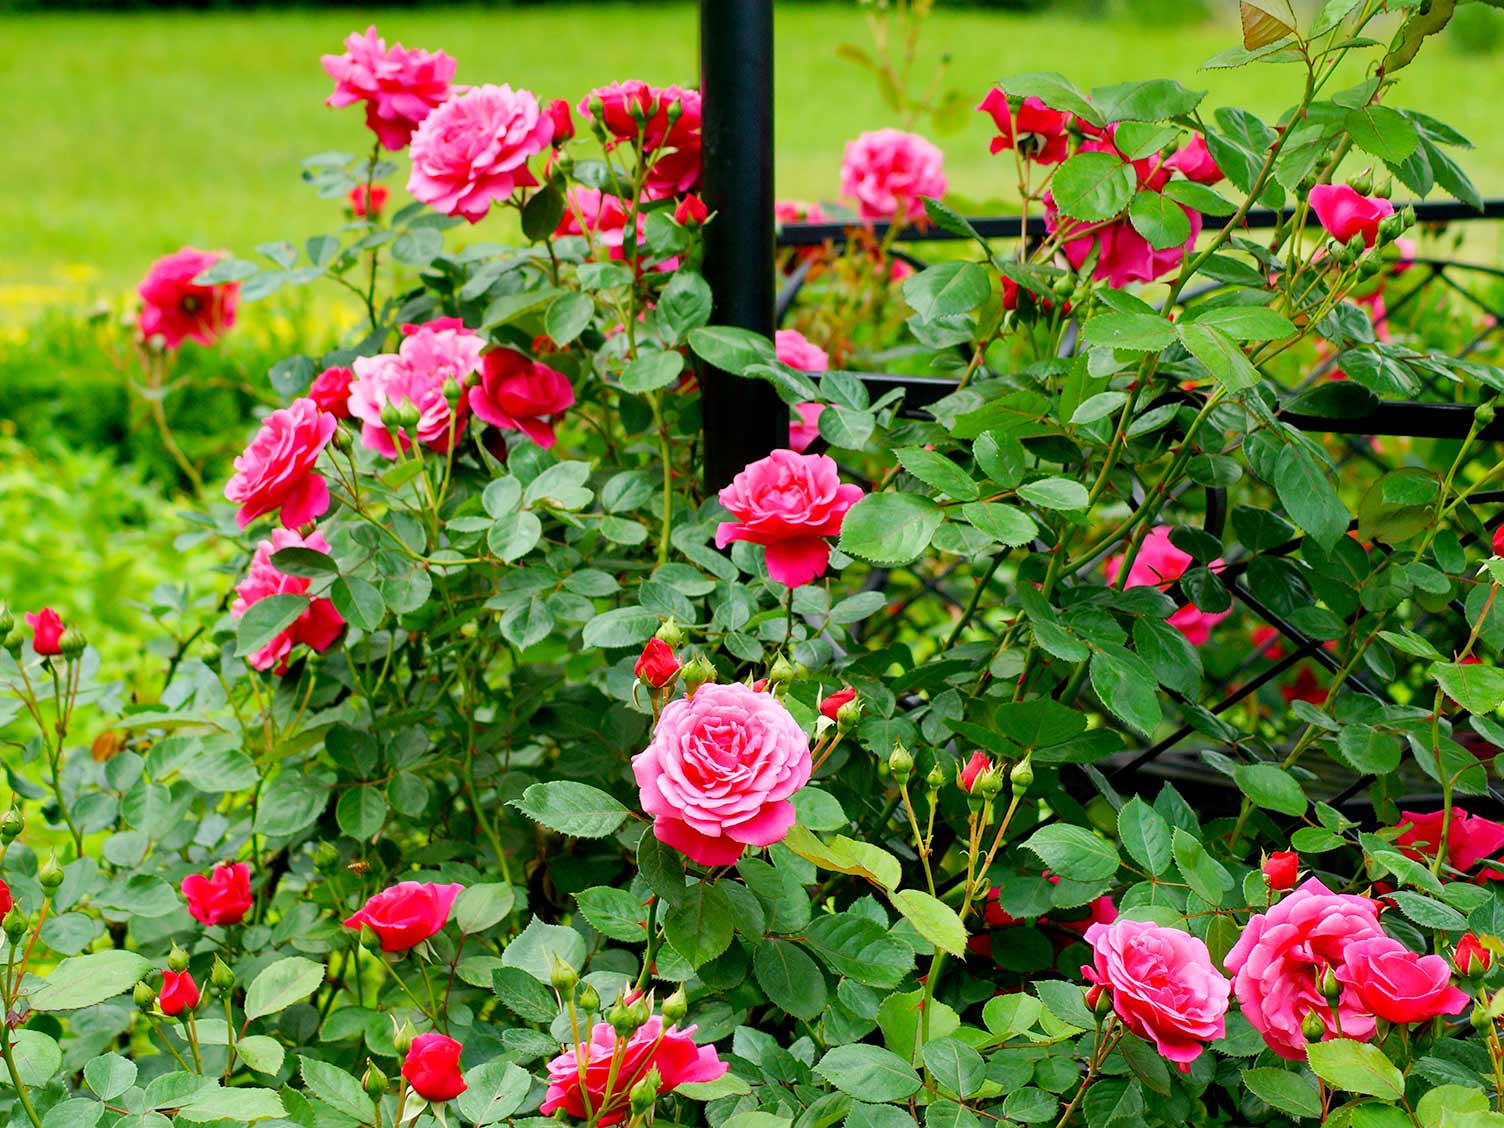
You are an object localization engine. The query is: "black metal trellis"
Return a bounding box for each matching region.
[695,2,1504,812]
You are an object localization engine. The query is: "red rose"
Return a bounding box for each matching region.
[468,348,575,450]
[634,639,680,688]
[1395,809,1504,879]
[137,247,238,350]
[958,751,993,792]
[159,971,200,1017]
[1262,850,1299,891]
[343,881,464,952]
[309,367,355,419]
[402,1032,467,1103]
[349,184,389,219]
[1338,936,1470,1024]
[1457,932,1492,977]
[181,863,253,927]
[976,88,1069,165]
[547,98,575,144]
[674,194,709,226]
[820,687,857,723]
[25,608,65,656]
[0,879,12,917]
[1493,524,1504,558]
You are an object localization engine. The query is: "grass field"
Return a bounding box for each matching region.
[4,2,1504,316]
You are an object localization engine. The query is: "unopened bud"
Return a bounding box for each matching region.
[1302,1009,1327,1042]
[1319,965,1341,1000]
[1477,399,1498,428]
[37,854,63,893]
[442,378,462,407]
[1010,757,1034,793]
[2,907,26,941]
[1088,984,1113,1016]
[550,958,578,994]
[628,998,650,1030]
[59,629,86,659]
[655,618,684,647]
[767,654,796,687]
[1343,234,1366,264]
[629,1069,662,1115]
[0,607,11,637]
[392,1019,417,1054]
[836,699,862,733]
[1051,275,1074,299]
[396,400,422,429]
[0,808,22,842]
[926,764,946,792]
[362,1060,389,1097]
[211,956,235,992]
[664,99,684,128]
[1475,1004,1494,1032]
[1373,177,1393,200]
[1401,205,1417,231]
[976,767,1005,801]
[379,402,403,431]
[577,983,601,1013]
[587,95,605,122]
[662,986,688,1024]
[681,655,715,696]
[359,924,382,951]
[330,425,351,450]
[608,1001,634,1033]
[1359,255,1382,278]
[168,944,190,973]
[1349,171,1372,197]
[889,742,913,784]
[134,981,157,1011]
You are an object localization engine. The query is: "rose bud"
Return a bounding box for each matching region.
[158,970,201,1017]
[1262,850,1300,892]
[401,1032,468,1103]
[674,195,709,227]
[958,751,992,793]
[1458,933,1492,980]
[25,608,65,656]
[547,98,576,144]
[634,639,680,689]
[820,687,857,724]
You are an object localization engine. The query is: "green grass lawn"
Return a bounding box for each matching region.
[4,2,1504,315]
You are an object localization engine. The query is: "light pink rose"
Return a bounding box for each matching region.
[788,403,826,455]
[343,881,465,952]
[1166,134,1223,185]
[541,1017,727,1126]
[632,681,812,866]
[1337,936,1470,1024]
[469,348,574,449]
[715,450,865,588]
[1310,184,1395,248]
[347,320,484,457]
[776,329,829,373]
[1223,877,1388,1060]
[321,26,455,151]
[1082,919,1229,1072]
[137,248,239,349]
[408,85,554,223]
[1105,525,1228,645]
[840,129,947,223]
[224,397,338,530]
[231,529,345,674]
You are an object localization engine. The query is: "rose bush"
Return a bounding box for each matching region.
[6,4,1504,1128]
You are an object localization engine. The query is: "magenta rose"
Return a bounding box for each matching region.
[1223,877,1388,1060]
[1394,808,1504,880]
[580,80,655,139]
[224,397,338,530]
[716,450,864,588]
[347,320,484,457]
[181,862,253,927]
[1105,525,1229,645]
[25,608,65,656]
[977,88,1070,165]
[541,1017,727,1126]
[1310,183,1394,248]
[468,348,575,449]
[343,880,464,952]
[308,366,355,419]
[231,529,345,674]
[632,681,812,866]
[1337,936,1470,1024]
[578,82,702,198]
[1166,134,1223,185]
[321,26,455,151]
[402,1033,467,1103]
[137,248,239,349]
[1047,196,1202,289]
[841,129,947,223]
[788,402,827,455]
[775,329,829,373]
[408,85,554,223]
[1082,919,1230,1072]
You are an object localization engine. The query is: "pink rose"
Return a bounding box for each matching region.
[1047,197,1202,289]
[343,880,465,952]
[1395,809,1504,880]
[541,1017,727,1127]
[408,85,554,223]
[138,248,239,349]
[224,397,338,530]
[1309,183,1395,248]
[1083,919,1229,1071]
[1166,134,1223,185]
[181,862,253,927]
[231,529,345,674]
[347,320,484,457]
[788,403,826,455]
[1338,936,1470,1024]
[977,88,1070,165]
[469,348,574,449]
[321,26,455,151]
[308,366,355,419]
[841,129,947,223]
[555,189,674,274]
[776,329,829,373]
[1105,526,1228,646]
[1223,878,1388,1060]
[632,681,812,866]
[715,450,864,588]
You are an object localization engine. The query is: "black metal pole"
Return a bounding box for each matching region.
[700,0,786,492]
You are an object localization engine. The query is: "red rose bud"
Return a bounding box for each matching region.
[958,751,993,793]
[0,879,12,918]
[634,639,680,689]
[349,184,389,219]
[25,608,64,656]
[1263,850,1299,891]
[158,970,200,1017]
[1493,523,1504,558]
[547,98,576,144]
[820,687,857,723]
[1458,933,1492,978]
[674,194,709,226]
[402,1032,468,1103]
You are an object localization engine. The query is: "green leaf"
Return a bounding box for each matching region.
[1128,190,1191,251]
[501,916,586,983]
[1017,477,1090,511]
[575,886,649,942]
[1346,104,1420,163]
[1034,980,1095,1030]
[664,881,735,968]
[7,1031,60,1087]
[896,447,979,501]
[1052,152,1137,222]
[889,889,968,957]
[688,326,776,374]
[1177,323,1261,391]
[816,1045,923,1103]
[1162,180,1238,216]
[754,941,828,1020]
[1388,890,1469,931]
[921,1038,985,1099]
[243,956,326,1021]
[269,546,339,578]
[621,350,686,394]
[1117,797,1172,876]
[838,493,945,567]
[335,785,387,839]
[545,292,594,346]
[235,593,309,658]
[996,72,1102,125]
[1434,661,1504,714]
[29,951,151,1012]
[454,883,517,934]
[488,511,544,563]
[1023,825,1121,882]
[1089,649,1162,737]
[657,271,713,345]
[1091,78,1205,123]
[178,1086,286,1123]
[522,183,566,242]
[1172,828,1233,904]
[1186,305,1297,341]
[1233,763,1308,816]
[330,576,384,632]
[390,227,443,267]
[1241,1067,1321,1118]
[84,1054,136,1100]
[1083,313,1176,353]
[581,606,659,649]
[510,781,629,838]
[1273,444,1348,549]
[234,1036,285,1076]
[299,1056,375,1123]
[960,502,1038,547]
[903,262,991,321]
[1305,1039,1404,1100]
[456,1062,532,1126]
